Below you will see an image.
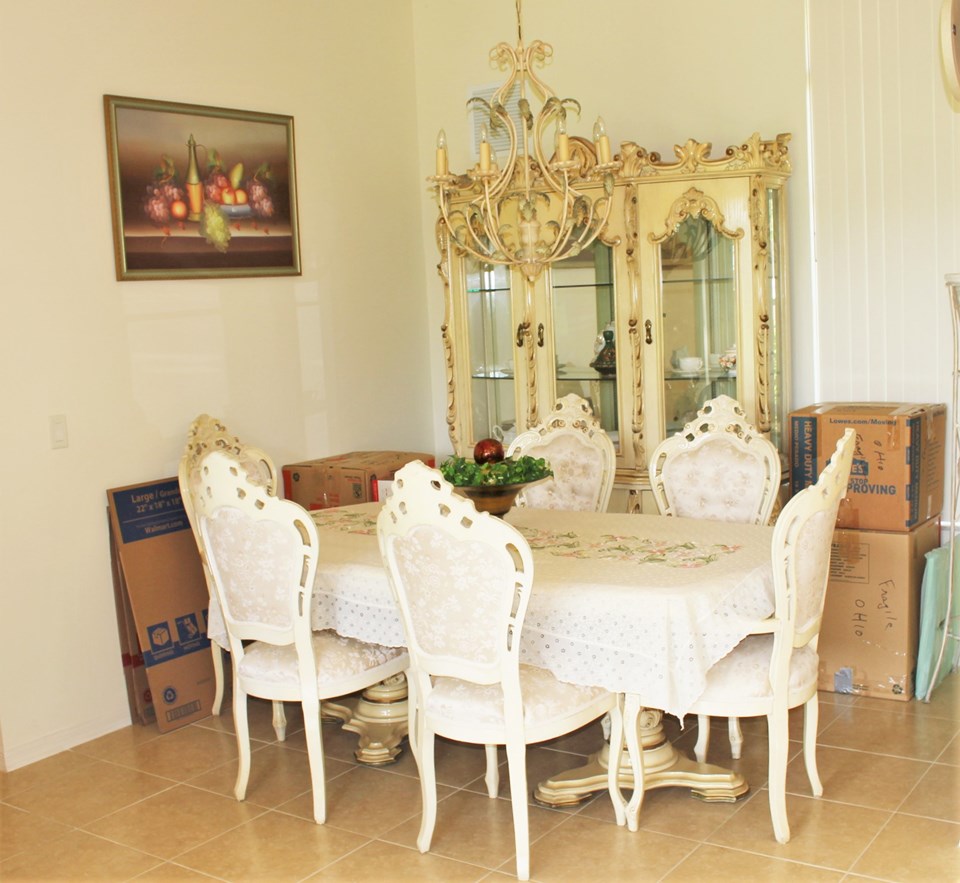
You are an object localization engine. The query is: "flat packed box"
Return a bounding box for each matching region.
[789,402,946,531]
[282,451,435,510]
[107,478,216,732]
[818,517,940,701]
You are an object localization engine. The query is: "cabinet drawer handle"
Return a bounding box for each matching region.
[516,321,529,348]
[537,323,545,347]
[644,320,653,344]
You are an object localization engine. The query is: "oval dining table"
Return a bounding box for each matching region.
[207,501,775,806]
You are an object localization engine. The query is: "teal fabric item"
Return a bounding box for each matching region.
[916,543,960,699]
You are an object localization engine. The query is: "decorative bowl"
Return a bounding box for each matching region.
[454,479,545,517]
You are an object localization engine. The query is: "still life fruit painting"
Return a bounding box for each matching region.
[104,95,301,281]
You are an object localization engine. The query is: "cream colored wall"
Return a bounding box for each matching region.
[409,0,811,454]
[0,1,433,769]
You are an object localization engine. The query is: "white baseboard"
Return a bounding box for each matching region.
[1,713,134,772]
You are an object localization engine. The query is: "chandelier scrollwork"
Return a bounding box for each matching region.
[430,0,621,283]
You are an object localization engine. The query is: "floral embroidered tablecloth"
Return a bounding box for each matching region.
[210,502,774,720]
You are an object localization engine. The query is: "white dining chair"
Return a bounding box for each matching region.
[178,413,289,740]
[619,428,854,843]
[192,449,408,824]
[506,393,616,513]
[648,394,781,761]
[377,460,622,881]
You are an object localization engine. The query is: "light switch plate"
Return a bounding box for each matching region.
[50,414,68,449]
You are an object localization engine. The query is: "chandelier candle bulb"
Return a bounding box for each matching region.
[557,117,570,163]
[479,124,491,173]
[594,117,611,164]
[436,129,448,176]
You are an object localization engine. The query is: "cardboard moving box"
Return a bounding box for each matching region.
[818,517,940,701]
[282,451,435,510]
[789,402,946,531]
[107,478,215,732]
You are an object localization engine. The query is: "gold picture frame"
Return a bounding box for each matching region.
[104,95,301,281]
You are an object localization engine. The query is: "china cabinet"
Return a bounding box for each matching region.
[435,132,792,512]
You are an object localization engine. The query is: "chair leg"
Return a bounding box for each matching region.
[211,643,225,716]
[272,700,287,741]
[694,713,711,763]
[607,695,627,827]
[416,729,438,855]
[802,694,823,797]
[301,697,326,824]
[728,716,744,760]
[505,739,530,881]
[484,744,500,797]
[232,682,251,802]
[622,694,645,832]
[767,706,791,844]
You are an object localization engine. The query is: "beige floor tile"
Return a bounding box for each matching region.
[818,705,958,760]
[70,721,242,781]
[3,757,176,827]
[277,764,436,836]
[0,748,99,800]
[186,742,353,809]
[194,696,304,744]
[307,839,489,881]
[536,718,607,756]
[526,814,697,882]
[662,842,844,880]
[136,862,223,879]
[937,731,960,766]
[71,721,168,761]
[856,684,960,721]
[0,828,161,880]
[897,762,960,822]
[388,736,501,790]
[785,746,930,811]
[707,789,891,870]
[174,809,368,881]
[850,813,960,881]
[380,787,567,870]
[0,803,73,862]
[83,783,265,860]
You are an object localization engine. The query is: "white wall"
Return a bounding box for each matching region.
[806,0,960,407]
[0,1,433,769]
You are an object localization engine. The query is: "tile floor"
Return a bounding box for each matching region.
[1,675,958,882]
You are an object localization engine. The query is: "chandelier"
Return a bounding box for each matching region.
[430,0,621,284]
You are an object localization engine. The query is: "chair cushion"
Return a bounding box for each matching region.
[697,635,818,701]
[518,434,605,512]
[427,664,610,727]
[662,439,768,523]
[239,630,405,687]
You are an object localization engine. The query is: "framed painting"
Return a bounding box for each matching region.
[104,95,301,281]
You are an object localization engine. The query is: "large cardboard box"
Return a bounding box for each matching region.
[818,517,940,701]
[282,451,435,510]
[789,402,946,531]
[107,478,216,732]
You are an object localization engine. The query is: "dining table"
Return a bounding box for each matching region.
[207,501,775,805]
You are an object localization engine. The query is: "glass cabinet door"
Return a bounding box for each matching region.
[465,259,517,444]
[548,242,619,450]
[659,216,739,435]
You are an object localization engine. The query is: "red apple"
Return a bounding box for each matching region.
[474,438,505,464]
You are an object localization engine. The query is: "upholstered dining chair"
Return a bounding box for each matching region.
[178,413,287,738]
[377,460,621,881]
[616,429,855,843]
[648,394,782,761]
[192,449,408,824]
[506,393,616,513]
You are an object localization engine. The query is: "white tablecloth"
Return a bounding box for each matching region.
[208,502,774,720]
